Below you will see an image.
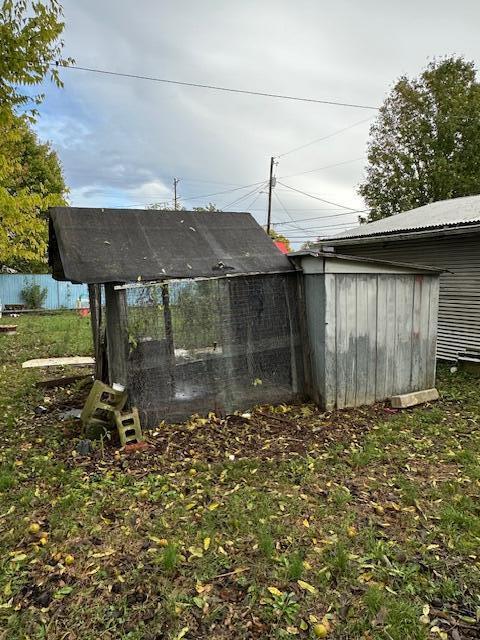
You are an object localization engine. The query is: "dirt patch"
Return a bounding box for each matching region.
[55,400,387,475]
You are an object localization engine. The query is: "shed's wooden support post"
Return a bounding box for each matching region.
[284,274,300,396]
[104,283,129,388]
[295,273,313,402]
[161,283,176,398]
[88,284,104,380]
[218,278,236,414]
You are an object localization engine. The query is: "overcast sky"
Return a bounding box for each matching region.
[36,0,480,245]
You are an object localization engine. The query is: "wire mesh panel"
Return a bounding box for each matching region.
[124,273,304,425]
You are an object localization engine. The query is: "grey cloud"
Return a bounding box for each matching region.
[37,0,480,237]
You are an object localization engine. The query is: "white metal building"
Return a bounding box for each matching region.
[319,195,480,361]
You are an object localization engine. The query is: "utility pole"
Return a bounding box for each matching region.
[266,156,275,234]
[173,177,180,211]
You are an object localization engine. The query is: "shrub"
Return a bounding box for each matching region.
[20,282,48,309]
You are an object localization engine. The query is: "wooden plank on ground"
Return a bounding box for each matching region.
[22,356,95,369]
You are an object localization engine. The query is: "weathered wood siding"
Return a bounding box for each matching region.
[303,275,326,406]
[104,284,129,387]
[330,233,480,360]
[304,273,439,409]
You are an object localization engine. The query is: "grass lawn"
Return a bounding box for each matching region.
[0,313,479,639]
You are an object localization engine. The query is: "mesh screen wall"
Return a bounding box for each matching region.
[124,273,304,425]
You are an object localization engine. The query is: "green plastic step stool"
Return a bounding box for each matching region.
[80,380,128,431]
[114,407,143,447]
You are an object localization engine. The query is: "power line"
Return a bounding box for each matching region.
[244,190,264,211]
[62,167,255,188]
[283,220,358,233]
[254,207,346,211]
[278,157,364,180]
[284,231,353,240]
[276,116,374,159]
[280,217,359,234]
[115,181,265,205]
[273,191,296,223]
[278,223,359,234]
[181,178,252,187]
[181,180,265,201]
[273,210,360,225]
[222,183,267,210]
[76,182,267,210]
[55,63,380,110]
[65,179,261,197]
[277,180,366,212]
[280,225,356,236]
[272,192,309,233]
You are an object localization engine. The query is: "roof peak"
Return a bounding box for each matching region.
[49,207,291,283]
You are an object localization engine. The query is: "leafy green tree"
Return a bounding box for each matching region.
[1,114,67,271]
[147,201,185,211]
[4,116,66,201]
[0,0,70,269]
[147,201,222,212]
[193,203,221,212]
[0,0,71,113]
[360,57,480,221]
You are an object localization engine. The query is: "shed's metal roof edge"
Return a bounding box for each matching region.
[49,206,252,216]
[322,221,480,244]
[288,250,444,273]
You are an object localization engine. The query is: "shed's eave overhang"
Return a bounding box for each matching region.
[49,207,291,284]
[288,250,443,274]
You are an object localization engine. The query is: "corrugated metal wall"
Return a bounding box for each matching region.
[331,233,480,360]
[305,273,438,409]
[0,274,89,310]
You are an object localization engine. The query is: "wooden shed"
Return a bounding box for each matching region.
[290,251,441,410]
[49,207,302,425]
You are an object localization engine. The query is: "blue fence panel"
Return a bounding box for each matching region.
[0,274,89,310]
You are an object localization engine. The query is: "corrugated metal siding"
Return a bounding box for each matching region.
[0,275,89,310]
[332,233,480,360]
[330,195,480,240]
[304,273,438,409]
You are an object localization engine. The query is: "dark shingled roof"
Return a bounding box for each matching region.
[49,207,291,284]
